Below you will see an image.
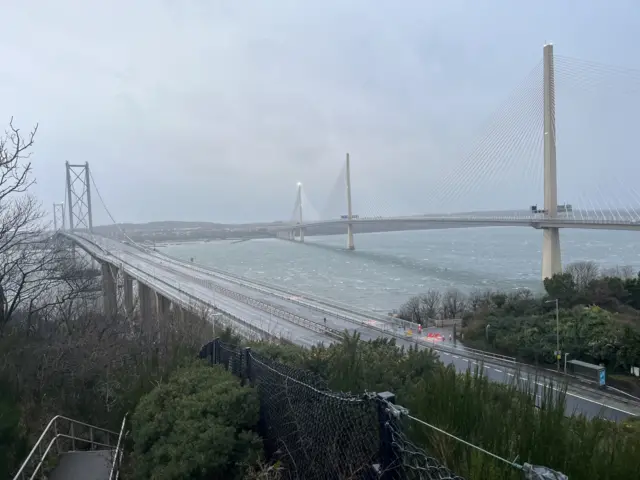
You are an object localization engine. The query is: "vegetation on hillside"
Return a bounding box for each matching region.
[398,262,640,377]
[2,117,639,480]
[128,362,262,479]
[234,331,640,479]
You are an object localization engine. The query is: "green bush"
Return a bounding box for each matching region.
[0,385,27,479]
[129,360,262,480]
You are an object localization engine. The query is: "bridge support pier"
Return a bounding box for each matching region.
[138,281,153,323]
[345,153,355,250]
[101,262,117,319]
[299,227,304,243]
[347,223,355,250]
[156,293,171,325]
[542,228,562,280]
[541,44,562,280]
[123,272,134,318]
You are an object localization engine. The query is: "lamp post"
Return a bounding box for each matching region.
[211,312,223,338]
[545,298,560,371]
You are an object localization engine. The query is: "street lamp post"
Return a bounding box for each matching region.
[545,298,560,372]
[211,312,223,338]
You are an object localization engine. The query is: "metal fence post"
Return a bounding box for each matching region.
[213,337,220,365]
[245,347,252,384]
[375,391,403,480]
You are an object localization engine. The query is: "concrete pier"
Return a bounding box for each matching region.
[138,281,153,323]
[123,272,134,318]
[101,262,117,319]
[156,293,171,324]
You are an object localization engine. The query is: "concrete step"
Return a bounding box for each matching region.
[48,450,115,480]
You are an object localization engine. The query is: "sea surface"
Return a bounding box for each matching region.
[158,228,640,312]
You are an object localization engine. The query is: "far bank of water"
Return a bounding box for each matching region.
[158,227,640,312]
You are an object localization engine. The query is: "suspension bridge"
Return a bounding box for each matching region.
[276,44,640,281]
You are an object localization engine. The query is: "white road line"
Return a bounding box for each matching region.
[528,380,638,416]
[495,369,503,373]
[453,355,459,359]
[507,373,514,377]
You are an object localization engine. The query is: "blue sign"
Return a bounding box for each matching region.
[599,369,606,387]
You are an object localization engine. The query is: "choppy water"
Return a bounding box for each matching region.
[158,228,640,312]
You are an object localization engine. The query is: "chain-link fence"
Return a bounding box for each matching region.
[198,339,568,480]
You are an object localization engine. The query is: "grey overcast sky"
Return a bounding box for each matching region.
[3,1,640,225]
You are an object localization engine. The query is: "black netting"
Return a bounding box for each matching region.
[200,340,471,480]
[250,351,379,479]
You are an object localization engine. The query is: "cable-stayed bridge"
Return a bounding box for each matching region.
[276,44,640,280]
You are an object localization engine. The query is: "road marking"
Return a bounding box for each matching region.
[528,381,637,416]
[495,369,503,373]
[507,373,514,377]
[453,355,459,359]
[442,352,450,355]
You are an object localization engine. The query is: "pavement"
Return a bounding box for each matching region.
[76,234,640,422]
[48,450,114,480]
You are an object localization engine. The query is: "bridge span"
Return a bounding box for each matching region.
[272,214,640,237]
[60,232,640,422]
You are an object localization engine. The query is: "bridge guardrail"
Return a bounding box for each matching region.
[72,233,341,342]
[66,234,295,342]
[154,250,396,322]
[133,241,518,366]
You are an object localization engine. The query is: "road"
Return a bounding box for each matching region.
[71,233,639,421]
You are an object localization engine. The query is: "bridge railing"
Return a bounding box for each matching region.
[64,233,291,341]
[12,415,119,480]
[66,233,341,342]
[76,233,519,364]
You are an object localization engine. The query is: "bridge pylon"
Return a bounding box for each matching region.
[541,43,562,280]
[53,202,65,231]
[345,153,355,250]
[296,182,304,242]
[65,161,94,233]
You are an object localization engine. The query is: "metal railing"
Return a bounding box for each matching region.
[108,413,129,480]
[12,415,119,480]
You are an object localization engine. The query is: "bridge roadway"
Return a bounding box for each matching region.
[69,233,639,421]
[274,215,640,237]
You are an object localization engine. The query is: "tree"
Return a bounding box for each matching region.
[441,289,466,319]
[0,119,96,334]
[398,295,423,324]
[565,261,600,291]
[419,289,441,321]
[543,272,577,305]
[129,361,262,480]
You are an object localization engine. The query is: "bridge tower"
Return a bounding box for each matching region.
[542,43,562,280]
[53,202,65,231]
[296,182,304,242]
[65,161,94,233]
[345,153,355,250]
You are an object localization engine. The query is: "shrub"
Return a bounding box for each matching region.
[129,360,262,480]
[0,386,27,479]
